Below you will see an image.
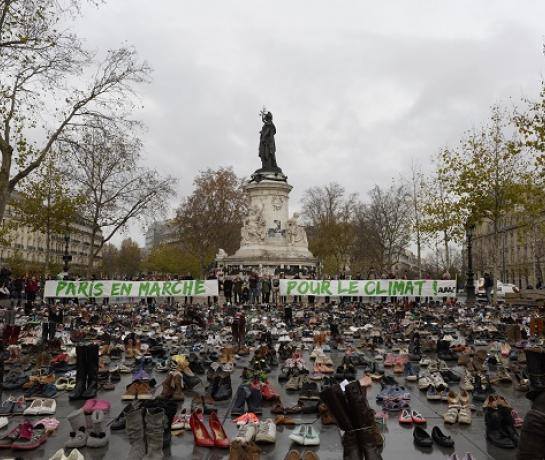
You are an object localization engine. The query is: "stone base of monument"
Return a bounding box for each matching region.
[217,177,317,276]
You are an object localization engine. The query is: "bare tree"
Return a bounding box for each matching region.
[301,183,359,275]
[301,183,358,226]
[363,183,412,273]
[62,125,175,274]
[0,0,150,228]
[407,162,426,277]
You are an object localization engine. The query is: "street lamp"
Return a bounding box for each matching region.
[465,221,476,304]
[62,233,72,273]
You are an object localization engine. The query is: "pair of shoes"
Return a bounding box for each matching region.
[285,450,319,459]
[48,448,84,460]
[23,398,56,415]
[398,408,426,424]
[189,409,229,448]
[448,454,476,460]
[0,421,48,450]
[122,380,154,400]
[69,345,99,400]
[229,439,262,459]
[289,425,320,446]
[65,408,110,448]
[443,406,471,425]
[413,426,454,448]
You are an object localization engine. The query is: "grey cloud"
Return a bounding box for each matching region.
[72,1,545,245]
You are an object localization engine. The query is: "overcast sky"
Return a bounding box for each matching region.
[74,1,545,247]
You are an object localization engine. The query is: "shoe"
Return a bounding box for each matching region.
[411,410,426,424]
[447,391,459,407]
[231,384,250,416]
[302,451,319,460]
[65,410,87,449]
[208,411,229,448]
[122,382,139,400]
[413,426,433,447]
[426,386,441,400]
[485,408,516,449]
[274,415,298,426]
[86,409,109,448]
[190,409,214,447]
[303,425,320,446]
[285,450,302,460]
[458,407,472,425]
[254,418,276,443]
[443,406,459,424]
[0,417,7,430]
[432,426,454,447]
[233,422,256,443]
[289,425,306,445]
[48,448,85,460]
[399,409,413,424]
[11,421,47,450]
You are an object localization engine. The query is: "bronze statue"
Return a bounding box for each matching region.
[259,110,278,170]
[251,108,286,182]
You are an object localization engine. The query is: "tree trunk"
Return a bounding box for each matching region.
[492,223,500,306]
[45,227,51,275]
[87,227,97,277]
[0,177,10,228]
[443,230,450,272]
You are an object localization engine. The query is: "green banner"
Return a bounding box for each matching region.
[44,280,218,298]
[279,279,456,297]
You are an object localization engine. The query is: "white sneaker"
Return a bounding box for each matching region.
[303,425,320,446]
[430,372,447,391]
[0,416,7,429]
[288,425,306,445]
[254,419,276,443]
[418,373,432,390]
[234,423,256,443]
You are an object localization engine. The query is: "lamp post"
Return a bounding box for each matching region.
[465,221,476,305]
[62,233,72,273]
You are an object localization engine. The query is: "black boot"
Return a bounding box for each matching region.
[485,408,516,449]
[69,346,87,400]
[247,384,263,414]
[81,345,99,400]
[231,384,249,415]
[525,347,545,400]
[498,406,519,447]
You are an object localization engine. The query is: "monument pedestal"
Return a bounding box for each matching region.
[219,178,317,276]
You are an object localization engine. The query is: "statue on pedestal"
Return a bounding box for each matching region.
[259,110,278,171]
[251,107,286,182]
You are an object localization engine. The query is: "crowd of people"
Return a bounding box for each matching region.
[0,268,543,459]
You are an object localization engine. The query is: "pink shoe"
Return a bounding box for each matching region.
[384,354,395,367]
[83,399,110,414]
[82,399,96,413]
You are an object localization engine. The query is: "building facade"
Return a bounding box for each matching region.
[0,201,103,273]
[473,217,544,289]
[144,219,179,252]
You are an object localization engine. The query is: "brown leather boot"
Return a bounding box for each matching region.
[319,403,336,425]
[159,374,174,399]
[244,441,262,460]
[172,373,185,401]
[229,439,246,460]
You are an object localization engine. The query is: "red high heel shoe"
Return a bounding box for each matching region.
[189,409,214,447]
[208,411,230,448]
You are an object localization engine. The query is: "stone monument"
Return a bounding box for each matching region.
[219,110,317,275]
